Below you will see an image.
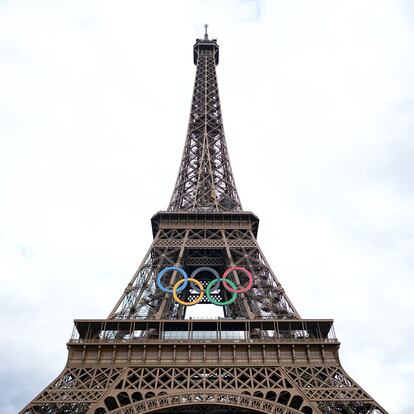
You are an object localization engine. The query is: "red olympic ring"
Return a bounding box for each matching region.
[222,266,253,293]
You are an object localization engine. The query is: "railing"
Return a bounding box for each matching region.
[71,318,337,344]
[68,337,338,345]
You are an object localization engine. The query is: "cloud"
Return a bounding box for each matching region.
[0,1,413,413]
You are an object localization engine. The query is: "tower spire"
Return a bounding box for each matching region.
[169,35,241,211]
[204,23,209,40]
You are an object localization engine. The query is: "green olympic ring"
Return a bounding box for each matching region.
[205,278,238,306]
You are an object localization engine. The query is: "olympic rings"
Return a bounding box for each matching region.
[190,266,220,293]
[173,278,204,306]
[206,278,238,306]
[156,266,188,293]
[222,266,253,293]
[156,266,253,306]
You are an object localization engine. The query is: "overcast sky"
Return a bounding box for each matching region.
[1,1,413,413]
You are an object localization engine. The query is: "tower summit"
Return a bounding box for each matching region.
[22,31,388,414]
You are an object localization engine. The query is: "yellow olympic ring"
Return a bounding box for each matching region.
[173,278,204,306]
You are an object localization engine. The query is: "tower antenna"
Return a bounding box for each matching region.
[204,23,209,40]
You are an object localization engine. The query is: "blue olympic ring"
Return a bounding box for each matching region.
[156,266,188,293]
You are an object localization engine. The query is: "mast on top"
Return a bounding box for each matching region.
[204,23,209,40]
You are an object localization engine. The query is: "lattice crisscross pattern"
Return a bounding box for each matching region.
[168,47,241,212]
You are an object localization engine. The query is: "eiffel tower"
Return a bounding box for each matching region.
[22,28,388,414]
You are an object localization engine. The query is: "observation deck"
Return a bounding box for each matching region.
[193,37,219,65]
[151,211,259,238]
[67,319,339,369]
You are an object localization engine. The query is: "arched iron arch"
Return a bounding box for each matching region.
[106,391,305,414]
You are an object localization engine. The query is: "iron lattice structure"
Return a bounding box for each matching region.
[22,31,388,414]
